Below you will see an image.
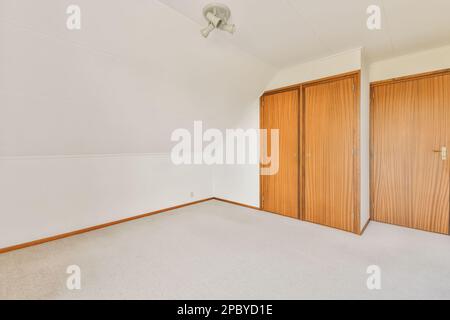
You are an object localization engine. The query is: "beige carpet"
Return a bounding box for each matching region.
[1,200,450,299]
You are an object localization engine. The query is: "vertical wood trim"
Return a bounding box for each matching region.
[299,85,305,221]
[370,85,375,221]
[353,72,361,234]
[259,95,264,210]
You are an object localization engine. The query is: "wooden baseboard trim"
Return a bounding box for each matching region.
[212,197,261,211]
[359,219,371,235]
[0,198,214,255]
[1,197,372,255]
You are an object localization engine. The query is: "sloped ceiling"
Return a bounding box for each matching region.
[160,0,450,68]
[2,0,449,155]
[0,0,276,155]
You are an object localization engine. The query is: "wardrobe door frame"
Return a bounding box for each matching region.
[259,87,301,219]
[370,68,450,234]
[260,71,361,234]
[301,72,361,233]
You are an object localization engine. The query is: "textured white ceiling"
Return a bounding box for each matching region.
[159,0,450,68]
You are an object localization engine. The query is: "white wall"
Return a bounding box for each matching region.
[266,48,362,90]
[370,44,450,82]
[359,49,370,230]
[0,0,275,156]
[0,154,213,248]
[0,0,275,248]
[212,99,261,206]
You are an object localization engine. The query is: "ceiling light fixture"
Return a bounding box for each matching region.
[200,3,236,38]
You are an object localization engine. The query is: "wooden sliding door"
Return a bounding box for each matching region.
[260,89,299,218]
[371,71,450,234]
[303,75,358,233]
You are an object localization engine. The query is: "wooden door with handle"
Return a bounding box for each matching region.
[371,72,450,234]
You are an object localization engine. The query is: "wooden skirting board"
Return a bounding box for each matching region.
[213,197,371,235]
[0,197,370,255]
[0,198,214,255]
[212,197,261,211]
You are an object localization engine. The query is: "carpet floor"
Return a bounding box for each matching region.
[1,200,450,299]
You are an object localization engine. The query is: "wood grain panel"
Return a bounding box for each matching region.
[371,81,417,228]
[371,73,450,234]
[261,90,299,218]
[304,77,356,232]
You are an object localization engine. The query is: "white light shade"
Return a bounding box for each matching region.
[206,12,222,28]
[220,23,235,34]
[201,3,235,38]
[201,23,215,38]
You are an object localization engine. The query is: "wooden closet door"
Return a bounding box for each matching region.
[304,77,357,232]
[372,73,450,234]
[260,90,299,218]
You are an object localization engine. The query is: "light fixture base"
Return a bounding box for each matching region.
[202,3,231,24]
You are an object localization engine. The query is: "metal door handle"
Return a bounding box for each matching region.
[433,147,447,160]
